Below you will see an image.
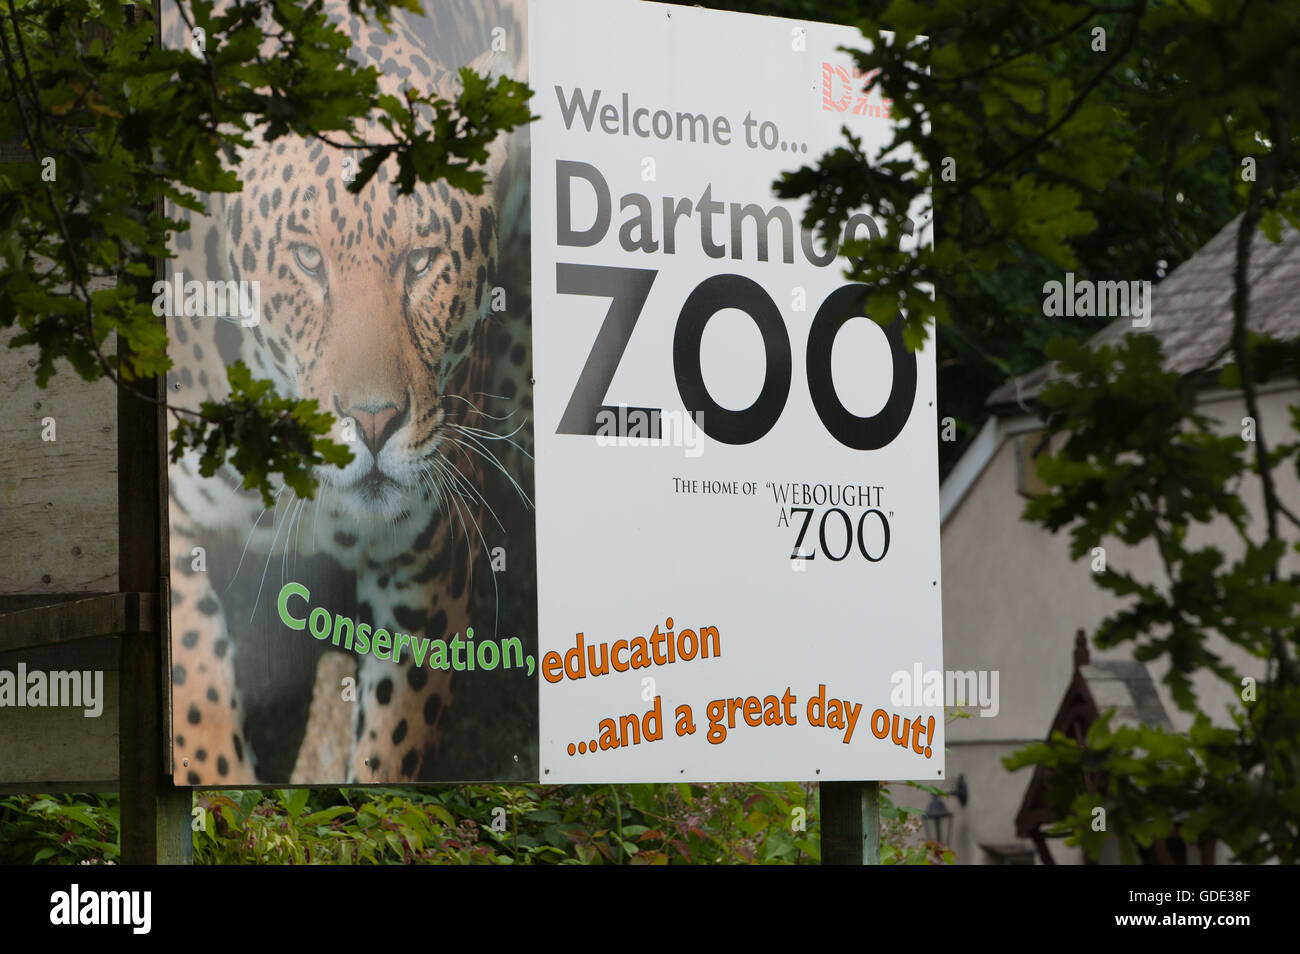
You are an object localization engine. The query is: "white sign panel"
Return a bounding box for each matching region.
[531,0,942,782]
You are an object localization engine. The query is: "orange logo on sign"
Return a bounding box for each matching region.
[821,63,893,118]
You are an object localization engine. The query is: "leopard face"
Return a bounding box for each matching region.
[224,131,501,551]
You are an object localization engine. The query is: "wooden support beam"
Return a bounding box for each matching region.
[820,780,882,865]
[1032,831,1056,865]
[0,592,156,653]
[117,345,191,862]
[117,0,190,865]
[117,334,191,861]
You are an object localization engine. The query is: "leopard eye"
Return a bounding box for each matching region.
[406,247,439,279]
[293,243,323,275]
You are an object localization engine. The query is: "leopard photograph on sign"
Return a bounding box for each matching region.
[162,0,537,786]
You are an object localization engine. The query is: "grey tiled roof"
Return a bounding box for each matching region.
[1079,661,1172,732]
[986,216,1300,412]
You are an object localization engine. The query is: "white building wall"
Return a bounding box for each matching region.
[899,383,1298,864]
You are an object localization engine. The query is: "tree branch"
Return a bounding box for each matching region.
[1230,156,1298,690]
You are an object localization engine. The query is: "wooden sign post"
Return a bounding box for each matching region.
[117,249,192,864]
[821,781,882,865]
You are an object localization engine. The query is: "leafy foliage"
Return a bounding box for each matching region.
[0,792,120,864]
[1,0,533,501]
[2,780,960,865]
[766,0,1241,466]
[168,361,354,506]
[1007,333,1300,864]
[880,780,954,864]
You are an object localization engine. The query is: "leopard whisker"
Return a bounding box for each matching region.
[447,419,534,466]
[445,427,533,508]
[445,422,523,478]
[434,449,502,639]
[441,392,520,423]
[251,486,295,623]
[433,461,477,601]
[415,463,448,517]
[311,479,332,549]
[280,497,298,588]
[451,416,532,448]
[432,452,475,545]
[435,443,506,534]
[291,494,307,574]
[227,482,288,596]
[412,466,434,508]
[423,457,463,539]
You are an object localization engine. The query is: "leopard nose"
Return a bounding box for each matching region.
[345,401,406,454]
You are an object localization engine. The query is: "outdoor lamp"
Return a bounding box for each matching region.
[923,774,968,844]
[923,794,952,844]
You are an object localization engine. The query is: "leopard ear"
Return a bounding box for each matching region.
[463,47,516,180]
[467,44,513,82]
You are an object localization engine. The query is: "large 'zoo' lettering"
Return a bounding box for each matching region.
[555,263,918,450]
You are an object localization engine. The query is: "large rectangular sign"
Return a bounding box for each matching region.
[163,0,941,786]
[530,0,941,782]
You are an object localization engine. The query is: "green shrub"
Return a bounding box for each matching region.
[1,780,951,864]
[0,793,119,864]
